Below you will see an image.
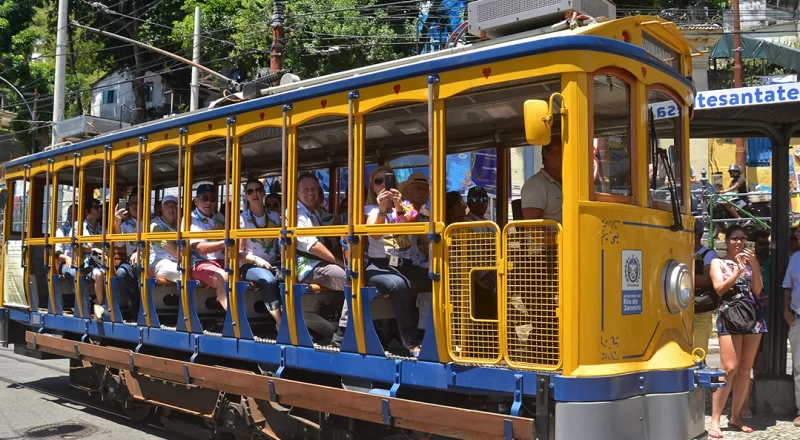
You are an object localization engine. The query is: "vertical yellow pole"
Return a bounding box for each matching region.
[230,131,242,339]
[46,161,57,313]
[107,151,117,321]
[75,165,87,318]
[23,166,33,309]
[349,101,367,353]
[560,73,588,376]
[181,133,194,333]
[635,82,649,207]
[141,152,152,326]
[284,124,299,345]
[430,86,450,362]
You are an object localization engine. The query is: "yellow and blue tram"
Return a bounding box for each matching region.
[0,8,723,440]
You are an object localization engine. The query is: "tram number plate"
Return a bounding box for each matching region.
[622,250,643,315]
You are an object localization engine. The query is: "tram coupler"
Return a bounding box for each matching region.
[694,365,725,389]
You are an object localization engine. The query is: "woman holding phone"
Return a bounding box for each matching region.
[707,225,767,438]
[332,166,424,356]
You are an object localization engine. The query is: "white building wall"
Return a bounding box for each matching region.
[91,71,166,121]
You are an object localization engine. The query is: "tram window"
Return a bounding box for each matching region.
[647,89,684,211]
[444,78,560,224]
[11,180,27,233]
[592,73,633,199]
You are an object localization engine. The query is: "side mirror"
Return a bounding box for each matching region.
[523,99,552,146]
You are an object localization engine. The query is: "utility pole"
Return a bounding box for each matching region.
[732,0,746,172]
[52,0,68,146]
[32,89,39,153]
[190,6,201,112]
[270,0,286,75]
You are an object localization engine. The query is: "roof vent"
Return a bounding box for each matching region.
[467,0,616,39]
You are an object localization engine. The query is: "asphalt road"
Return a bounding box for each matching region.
[0,346,196,440]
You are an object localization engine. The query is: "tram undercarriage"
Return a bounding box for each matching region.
[25,330,539,440]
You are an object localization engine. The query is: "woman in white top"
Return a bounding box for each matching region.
[364,166,425,356]
[239,179,282,327]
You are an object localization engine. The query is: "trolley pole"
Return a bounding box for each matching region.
[732,0,746,172]
[190,6,201,112]
[52,0,68,146]
[270,0,286,76]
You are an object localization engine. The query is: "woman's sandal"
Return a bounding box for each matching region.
[728,423,754,433]
[708,429,724,439]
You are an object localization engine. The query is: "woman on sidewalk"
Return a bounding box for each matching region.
[707,225,767,438]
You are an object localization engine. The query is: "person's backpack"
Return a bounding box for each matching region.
[694,249,719,313]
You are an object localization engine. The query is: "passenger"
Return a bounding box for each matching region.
[55,204,77,283]
[239,179,282,327]
[335,167,426,356]
[465,186,488,222]
[337,197,348,225]
[403,171,433,273]
[112,190,142,321]
[153,200,162,221]
[707,225,767,438]
[521,140,562,223]
[265,192,281,213]
[693,220,718,355]
[445,191,466,225]
[295,174,347,291]
[149,195,182,283]
[74,198,107,320]
[190,184,229,310]
[782,227,800,428]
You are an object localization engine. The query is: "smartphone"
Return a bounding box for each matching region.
[118,198,127,210]
[745,241,755,251]
[384,173,396,191]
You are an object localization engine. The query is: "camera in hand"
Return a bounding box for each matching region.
[384,173,396,191]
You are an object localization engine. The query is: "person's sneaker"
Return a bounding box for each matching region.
[93,304,106,321]
[793,416,800,427]
[331,327,345,348]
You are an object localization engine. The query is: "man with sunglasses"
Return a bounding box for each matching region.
[112,190,143,321]
[73,198,108,320]
[465,186,493,234]
[190,184,230,310]
[149,195,182,284]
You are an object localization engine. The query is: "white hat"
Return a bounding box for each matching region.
[162,195,178,206]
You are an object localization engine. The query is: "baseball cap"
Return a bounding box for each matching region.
[467,186,488,199]
[196,184,215,196]
[162,195,178,206]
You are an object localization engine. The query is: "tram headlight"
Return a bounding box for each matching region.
[663,260,692,314]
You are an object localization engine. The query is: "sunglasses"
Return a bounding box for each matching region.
[374,177,384,185]
[469,196,489,203]
[265,202,280,209]
[198,195,218,203]
[246,187,264,195]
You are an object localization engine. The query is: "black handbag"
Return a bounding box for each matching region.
[719,288,757,334]
[694,249,719,314]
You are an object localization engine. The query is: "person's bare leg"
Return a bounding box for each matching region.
[213,271,228,311]
[729,334,762,430]
[710,335,740,433]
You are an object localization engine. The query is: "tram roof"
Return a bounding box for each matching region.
[5,15,694,171]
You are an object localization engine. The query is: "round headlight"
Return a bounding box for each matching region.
[663,260,693,314]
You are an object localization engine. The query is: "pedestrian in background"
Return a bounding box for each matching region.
[782,226,800,428]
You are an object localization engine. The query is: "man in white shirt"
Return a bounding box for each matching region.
[521,140,562,223]
[190,184,229,310]
[782,226,800,428]
[693,220,718,354]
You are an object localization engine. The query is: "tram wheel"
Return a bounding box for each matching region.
[114,400,156,423]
